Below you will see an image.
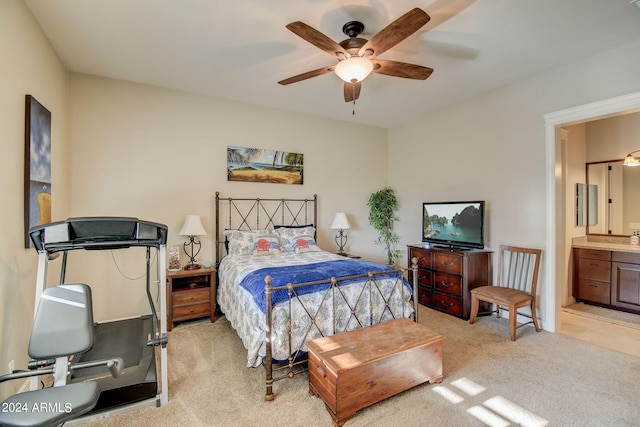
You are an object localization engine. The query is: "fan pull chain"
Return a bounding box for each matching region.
[351,80,356,115]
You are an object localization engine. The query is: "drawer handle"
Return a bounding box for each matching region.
[439,300,454,307]
[418,256,427,263]
[190,309,195,313]
[440,262,454,267]
[419,275,428,280]
[315,364,326,378]
[190,296,195,301]
[588,285,599,288]
[440,281,454,287]
[589,263,599,267]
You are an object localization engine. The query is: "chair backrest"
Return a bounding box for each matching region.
[498,245,542,295]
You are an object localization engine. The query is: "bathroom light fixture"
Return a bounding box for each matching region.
[623,149,640,167]
[330,212,351,255]
[179,215,207,270]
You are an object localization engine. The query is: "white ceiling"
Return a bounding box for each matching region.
[24,0,640,129]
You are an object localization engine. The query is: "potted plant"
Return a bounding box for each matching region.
[367,187,401,265]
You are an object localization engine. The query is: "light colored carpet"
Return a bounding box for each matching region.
[84,306,640,426]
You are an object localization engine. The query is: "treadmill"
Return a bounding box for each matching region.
[29,217,169,419]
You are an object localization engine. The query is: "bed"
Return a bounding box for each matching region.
[214,193,418,400]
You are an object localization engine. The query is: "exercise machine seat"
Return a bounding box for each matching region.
[0,381,100,427]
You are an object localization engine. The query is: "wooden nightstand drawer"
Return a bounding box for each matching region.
[173,288,210,306]
[173,302,210,319]
[433,273,462,296]
[433,253,462,275]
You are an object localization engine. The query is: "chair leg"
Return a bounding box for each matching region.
[509,305,517,341]
[530,299,541,332]
[469,294,479,324]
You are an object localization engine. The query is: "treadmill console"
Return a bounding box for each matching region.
[29,217,168,253]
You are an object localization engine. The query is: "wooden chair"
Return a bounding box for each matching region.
[469,245,542,341]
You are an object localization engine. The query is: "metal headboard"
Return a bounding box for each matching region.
[214,192,318,268]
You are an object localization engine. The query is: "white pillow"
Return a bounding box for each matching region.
[274,226,316,252]
[224,230,265,256]
[252,234,281,256]
[288,234,321,253]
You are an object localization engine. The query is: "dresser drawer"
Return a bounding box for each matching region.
[410,249,431,268]
[433,253,462,275]
[577,258,611,283]
[416,269,432,288]
[432,292,462,317]
[433,273,462,296]
[173,302,211,319]
[173,288,210,306]
[577,248,611,261]
[576,279,611,304]
[417,286,432,306]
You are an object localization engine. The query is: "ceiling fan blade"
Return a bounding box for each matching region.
[278,66,334,85]
[344,81,361,102]
[286,21,350,58]
[358,8,430,58]
[371,60,433,80]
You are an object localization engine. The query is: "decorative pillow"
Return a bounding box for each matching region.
[252,234,281,256]
[274,225,316,252]
[288,234,321,253]
[224,230,265,257]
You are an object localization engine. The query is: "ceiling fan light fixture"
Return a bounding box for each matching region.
[334,56,374,83]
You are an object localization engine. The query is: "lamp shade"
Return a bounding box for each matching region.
[334,57,374,83]
[331,213,351,230]
[179,215,207,236]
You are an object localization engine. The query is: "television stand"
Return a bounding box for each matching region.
[407,244,493,320]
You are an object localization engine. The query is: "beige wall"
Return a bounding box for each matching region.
[0,0,69,398]
[388,39,640,330]
[65,74,389,322]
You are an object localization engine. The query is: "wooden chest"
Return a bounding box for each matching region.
[307,318,444,427]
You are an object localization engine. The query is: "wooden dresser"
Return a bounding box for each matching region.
[308,318,443,427]
[573,247,640,314]
[408,244,492,320]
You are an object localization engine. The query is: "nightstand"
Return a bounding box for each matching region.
[167,267,216,331]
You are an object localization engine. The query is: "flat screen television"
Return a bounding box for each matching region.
[422,201,485,249]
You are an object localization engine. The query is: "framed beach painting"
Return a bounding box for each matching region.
[227,145,304,185]
[24,95,52,247]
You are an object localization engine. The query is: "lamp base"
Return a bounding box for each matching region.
[184,263,201,270]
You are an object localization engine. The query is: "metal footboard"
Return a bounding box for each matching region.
[263,261,418,401]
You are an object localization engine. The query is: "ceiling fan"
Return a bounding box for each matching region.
[278,8,434,104]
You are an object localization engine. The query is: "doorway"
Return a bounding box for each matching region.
[544,90,640,342]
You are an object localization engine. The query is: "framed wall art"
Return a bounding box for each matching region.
[227,145,303,185]
[24,95,52,248]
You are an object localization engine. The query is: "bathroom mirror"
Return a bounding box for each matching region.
[586,159,640,235]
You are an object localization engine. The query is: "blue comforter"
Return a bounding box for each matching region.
[240,258,411,313]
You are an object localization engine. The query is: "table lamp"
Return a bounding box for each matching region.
[179,215,207,270]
